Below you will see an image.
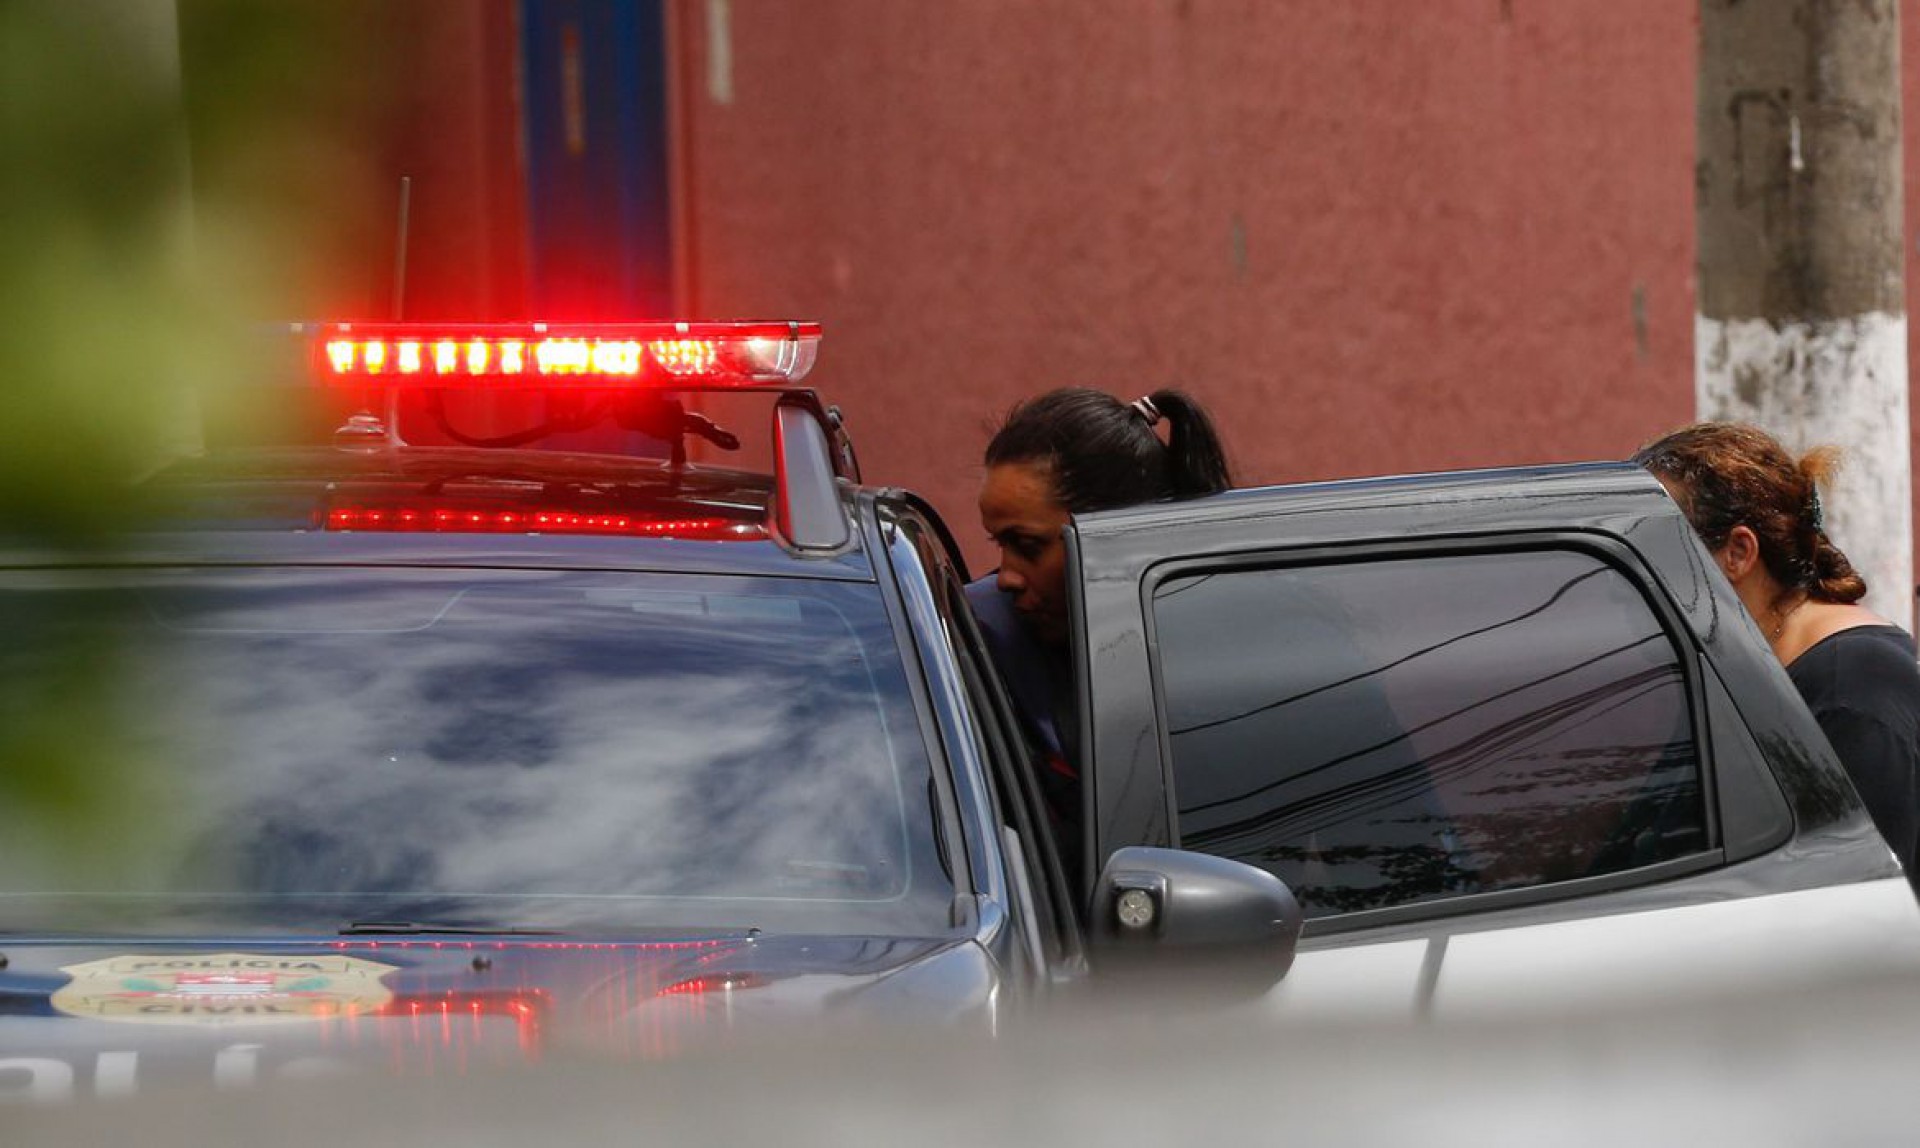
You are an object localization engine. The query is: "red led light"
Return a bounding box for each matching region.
[324,504,767,540]
[537,339,587,375]
[307,322,819,387]
[591,340,643,375]
[650,339,718,376]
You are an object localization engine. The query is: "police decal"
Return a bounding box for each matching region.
[51,952,396,1025]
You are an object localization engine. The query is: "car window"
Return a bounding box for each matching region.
[887,503,1082,961]
[942,576,1082,949]
[1152,548,1708,918]
[0,567,953,938]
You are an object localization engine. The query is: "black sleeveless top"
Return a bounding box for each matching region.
[1787,625,1920,886]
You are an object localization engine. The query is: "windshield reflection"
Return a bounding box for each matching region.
[0,569,952,937]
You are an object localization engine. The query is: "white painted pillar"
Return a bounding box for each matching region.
[1697,316,1912,626]
[1696,0,1913,630]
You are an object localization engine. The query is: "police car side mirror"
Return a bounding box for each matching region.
[1089,846,1304,993]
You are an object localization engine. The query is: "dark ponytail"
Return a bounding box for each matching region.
[985,387,1233,514]
[1148,389,1233,499]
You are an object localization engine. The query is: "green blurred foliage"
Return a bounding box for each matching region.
[2,1,202,539]
[0,0,390,867]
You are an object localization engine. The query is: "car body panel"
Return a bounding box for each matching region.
[0,934,998,1100]
[1068,461,1920,1017]
[97,446,877,580]
[1421,876,1920,1017]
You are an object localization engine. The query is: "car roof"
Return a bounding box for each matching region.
[1074,461,1672,546]
[63,445,880,581]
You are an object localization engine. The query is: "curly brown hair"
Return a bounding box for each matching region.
[1633,422,1867,604]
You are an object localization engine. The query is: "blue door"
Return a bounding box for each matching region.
[520,0,672,320]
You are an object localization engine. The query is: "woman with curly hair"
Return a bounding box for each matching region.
[1636,422,1920,886]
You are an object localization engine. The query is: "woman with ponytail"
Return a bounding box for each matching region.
[1635,422,1920,887]
[968,387,1234,874]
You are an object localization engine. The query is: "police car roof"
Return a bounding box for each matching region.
[125,445,877,582]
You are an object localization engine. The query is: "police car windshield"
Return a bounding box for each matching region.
[0,568,953,938]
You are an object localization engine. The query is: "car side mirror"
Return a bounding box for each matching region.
[1089,846,1303,993]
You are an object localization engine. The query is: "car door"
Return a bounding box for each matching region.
[873,496,1085,994]
[1066,466,1920,1019]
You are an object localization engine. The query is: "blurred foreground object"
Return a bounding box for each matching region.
[12,966,1920,1146]
[0,1,373,860]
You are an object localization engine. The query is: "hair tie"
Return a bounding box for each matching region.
[1809,484,1825,531]
[1129,396,1162,426]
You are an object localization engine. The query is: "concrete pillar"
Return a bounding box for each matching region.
[1696,0,1912,628]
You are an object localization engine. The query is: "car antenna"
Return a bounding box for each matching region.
[392,176,412,320]
[381,176,412,446]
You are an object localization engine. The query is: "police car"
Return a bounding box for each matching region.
[5,320,1919,1103]
[0,321,1297,1100]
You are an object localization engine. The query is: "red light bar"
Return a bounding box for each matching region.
[324,504,768,540]
[327,939,734,952]
[305,321,819,388]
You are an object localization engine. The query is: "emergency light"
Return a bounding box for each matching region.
[294,317,856,552]
[323,504,767,540]
[304,321,820,387]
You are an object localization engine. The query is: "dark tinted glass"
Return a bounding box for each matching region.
[1155,550,1706,918]
[0,568,951,937]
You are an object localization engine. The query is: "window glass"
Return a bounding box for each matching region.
[0,568,952,937]
[1154,550,1706,918]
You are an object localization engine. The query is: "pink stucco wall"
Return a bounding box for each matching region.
[674,1,1699,573]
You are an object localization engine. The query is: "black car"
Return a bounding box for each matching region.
[1068,465,1920,1019]
[0,322,1295,1101]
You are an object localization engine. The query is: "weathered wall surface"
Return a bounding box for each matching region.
[349,2,1920,595]
[1905,0,1920,622]
[377,1,528,322]
[673,0,1698,570]
[1699,0,1910,627]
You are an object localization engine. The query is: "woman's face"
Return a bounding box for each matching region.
[979,460,1072,647]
